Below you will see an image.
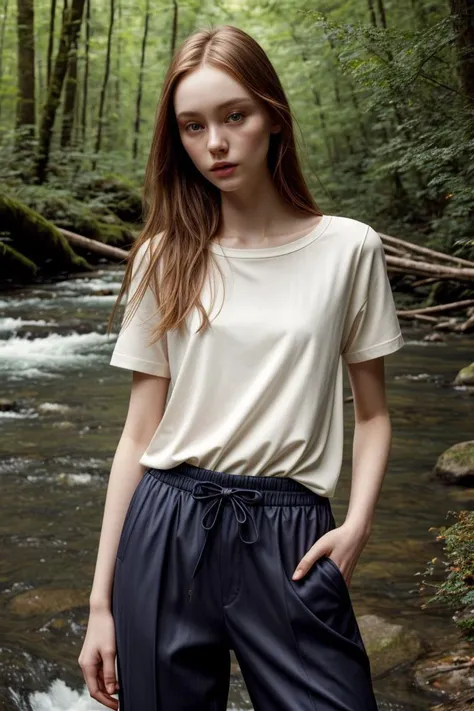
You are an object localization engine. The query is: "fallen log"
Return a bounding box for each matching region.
[458,313,474,332]
[398,312,439,322]
[397,299,474,315]
[385,254,474,282]
[379,231,474,269]
[58,228,129,261]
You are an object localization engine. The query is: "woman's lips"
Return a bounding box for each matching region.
[212,164,238,176]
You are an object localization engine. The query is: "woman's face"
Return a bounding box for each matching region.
[174,65,280,192]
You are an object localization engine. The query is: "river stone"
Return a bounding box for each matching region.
[433,441,474,486]
[413,638,474,700]
[0,399,18,411]
[454,362,474,386]
[9,587,89,617]
[51,420,75,429]
[424,332,445,342]
[357,614,423,675]
[38,402,70,414]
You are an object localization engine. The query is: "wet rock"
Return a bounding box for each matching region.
[38,402,70,414]
[414,639,474,704]
[0,646,70,711]
[9,587,89,617]
[357,614,424,676]
[52,421,75,429]
[424,332,445,342]
[0,399,19,412]
[454,363,474,386]
[433,441,474,486]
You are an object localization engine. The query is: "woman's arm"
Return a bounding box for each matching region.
[343,355,392,537]
[292,355,392,583]
[89,371,170,611]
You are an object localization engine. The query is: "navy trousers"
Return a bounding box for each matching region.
[111,462,379,710]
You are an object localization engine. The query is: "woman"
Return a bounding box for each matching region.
[78,23,405,711]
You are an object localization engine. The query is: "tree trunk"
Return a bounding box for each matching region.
[46,0,56,86]
[74,61,81,145]
[115,0,121,116]
[80,0,90,147]
[132,0,150,160]
[449,0,474,105]
[0,0,9,120]
[60,34,78,148]
[326,33,354,156]
[92,0,114,168]
[35,0,86,183]
[367,0,377,26]
[376,0,388,28]
[16,0,36,149]
[170,0,178,57]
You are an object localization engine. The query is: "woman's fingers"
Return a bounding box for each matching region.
[81,660,119,710]
[292,548,323,580]
[101,649,120,694]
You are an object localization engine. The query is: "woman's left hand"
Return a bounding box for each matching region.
[292,521,371,587]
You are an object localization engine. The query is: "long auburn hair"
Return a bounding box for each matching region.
[107,23,322,344]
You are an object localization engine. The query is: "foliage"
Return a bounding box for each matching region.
[418,510,474,641]
[306,10,474,258]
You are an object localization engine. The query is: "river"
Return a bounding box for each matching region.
[1,265,473,711]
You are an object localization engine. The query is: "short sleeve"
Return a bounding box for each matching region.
[109,239,171,377]
[341,225,405,364]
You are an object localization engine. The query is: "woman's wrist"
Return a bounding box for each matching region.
[342,516,373,540]
[89,595,112,612]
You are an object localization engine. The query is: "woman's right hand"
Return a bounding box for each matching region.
[78,608,120,710]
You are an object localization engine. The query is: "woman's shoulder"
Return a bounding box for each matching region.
[327,214,374,239]
[326,214,383,255]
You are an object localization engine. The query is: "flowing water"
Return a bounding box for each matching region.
[1,266,473,711]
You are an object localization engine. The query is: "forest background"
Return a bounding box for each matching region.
[0,0,473,294]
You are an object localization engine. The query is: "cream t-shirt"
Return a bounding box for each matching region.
[109,214,405,497]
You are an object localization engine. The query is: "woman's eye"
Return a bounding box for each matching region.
[228,112,244,122]
[185,122,201,133]
[184,112,244,133]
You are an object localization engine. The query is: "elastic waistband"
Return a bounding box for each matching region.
[145,462,328,507]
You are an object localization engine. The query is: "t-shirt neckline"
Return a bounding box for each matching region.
[208,214,332,258]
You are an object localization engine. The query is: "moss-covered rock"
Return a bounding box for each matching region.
[454,362,474,386]
[0,241,38,281]
[357,614,424,676]
[0,193,93,279]
[9,586,89,617]
[434,441,474,486]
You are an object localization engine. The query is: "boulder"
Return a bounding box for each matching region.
[357,614,424,676]
[434,441,474,486]
[454,363,474,386]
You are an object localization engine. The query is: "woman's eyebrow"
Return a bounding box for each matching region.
[177,97,252,119]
